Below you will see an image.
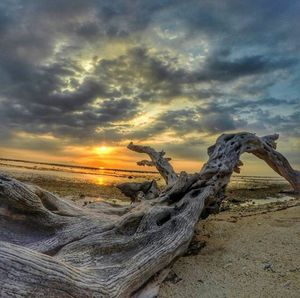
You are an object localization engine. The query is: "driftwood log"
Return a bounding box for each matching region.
[0,132,299,297]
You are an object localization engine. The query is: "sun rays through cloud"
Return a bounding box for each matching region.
[0,0,299,174]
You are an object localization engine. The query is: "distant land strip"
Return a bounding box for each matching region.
[0,157,287,181]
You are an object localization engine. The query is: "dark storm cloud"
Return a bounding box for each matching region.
[90,47,297,106]
[192,55,296,82]
[129,108,247,141]
[174,0,300,51]
[128,96,299,143]
[0,96,140,142]
[92,47,185,102]
[251,110,300,137]
[196,97,300,115]
[0,0,299,158]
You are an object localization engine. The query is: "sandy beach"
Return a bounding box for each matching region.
[1,2,300,297]
[159,204,300,298]
[1,165,299,298]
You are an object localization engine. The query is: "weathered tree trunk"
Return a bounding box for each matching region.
[0,132,299,297]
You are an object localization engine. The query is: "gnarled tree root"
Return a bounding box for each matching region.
[0,132,299,297]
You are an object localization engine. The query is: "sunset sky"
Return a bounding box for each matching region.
[0,0,299,175]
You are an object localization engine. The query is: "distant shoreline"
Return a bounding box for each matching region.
[0,157,287,180]
[0,157,158,174]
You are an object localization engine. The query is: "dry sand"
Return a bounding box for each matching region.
[1,169,299,297]
[159,204,300,298]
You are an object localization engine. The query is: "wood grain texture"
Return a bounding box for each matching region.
[0,132,299,297]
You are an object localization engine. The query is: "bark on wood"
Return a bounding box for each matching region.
[127,142,177,185]
[116,180,159,202]
[0,132,299,298]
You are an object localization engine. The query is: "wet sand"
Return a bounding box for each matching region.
[1,167,299,297]
[0,167,131,204]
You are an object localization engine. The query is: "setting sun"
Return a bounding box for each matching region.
[95,146,113,155]
[0,1,299,297]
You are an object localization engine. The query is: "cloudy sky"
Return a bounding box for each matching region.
[0,0,299,174]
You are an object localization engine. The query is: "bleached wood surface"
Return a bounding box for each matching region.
[0,132,299,297]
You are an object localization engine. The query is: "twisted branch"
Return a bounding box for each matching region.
[0,132,299,298]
